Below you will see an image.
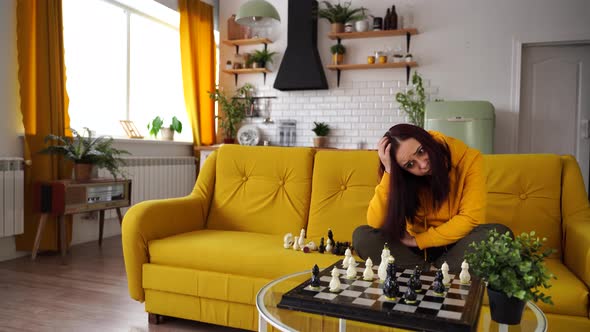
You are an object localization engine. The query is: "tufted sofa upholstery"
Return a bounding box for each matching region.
[122,145,590,331]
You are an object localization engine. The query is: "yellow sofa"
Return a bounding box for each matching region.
[122,145,590,331]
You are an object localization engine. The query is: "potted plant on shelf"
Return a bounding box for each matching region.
[330,43,346,65]
[318,1,367,33]
[40,127,130,181]
[395,71,426,127]
[208,87,247,143]
[147,116,183,141]
[465,229,556,325]
[249,49,277,69]
[311,121,330,148]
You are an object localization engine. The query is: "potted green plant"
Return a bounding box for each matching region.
[395,71,426,127]
[311,121,330,148]
[330,44,346,65]
[249,49,277,69]
[318,1,367,33]
[208,87,247,143]
[465,229,556,325]
[40,127,130,180]
[148,116,183,141]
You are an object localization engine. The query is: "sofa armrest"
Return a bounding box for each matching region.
[122,151,217,302]
[564,215,590,289]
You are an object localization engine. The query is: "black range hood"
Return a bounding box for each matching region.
[273,0,328,91]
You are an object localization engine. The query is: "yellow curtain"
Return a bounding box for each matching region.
[15,0,73,252]
[179,0,216,146]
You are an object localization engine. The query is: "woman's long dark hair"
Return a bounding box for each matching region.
[380,124,451,241]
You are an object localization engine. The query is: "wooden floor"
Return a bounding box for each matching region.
[0,236,248,332]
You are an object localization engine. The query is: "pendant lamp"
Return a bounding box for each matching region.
[235,0,280,27]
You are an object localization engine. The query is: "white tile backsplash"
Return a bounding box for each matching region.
[245,79,437,149]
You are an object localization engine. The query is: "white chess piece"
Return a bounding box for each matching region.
[363,257,374,280]
[460,260,471,284]
[441,261,451,286]
[378,246,392,281]
[305,241,317,251]
[348,255,357,268]
[346,260,357,279]
[325,239,333,253]
[329,267,341,292]
[342,248,352,268]
[298,229,306,249]
[292,236,300,251]
[283,233,293,249]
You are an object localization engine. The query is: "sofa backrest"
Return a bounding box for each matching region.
[484,154,563,258]
[206,145,315,235]
[307,150,380,242]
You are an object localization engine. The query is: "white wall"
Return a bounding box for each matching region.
[219,0,590,151]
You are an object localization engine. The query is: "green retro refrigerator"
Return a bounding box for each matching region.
[424,101,495,154]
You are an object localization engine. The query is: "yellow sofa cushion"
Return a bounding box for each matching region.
[148,229,341,280]
[207,145,315,235]
[307,150,380,242]
[484,154,562,258]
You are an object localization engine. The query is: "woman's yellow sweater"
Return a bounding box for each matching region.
[367,131,486,249]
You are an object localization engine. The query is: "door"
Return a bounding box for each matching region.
[518,44,590,191]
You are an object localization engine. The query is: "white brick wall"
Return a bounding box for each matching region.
[243,79,438,149]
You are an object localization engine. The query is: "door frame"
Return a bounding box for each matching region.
[509,38,590,152]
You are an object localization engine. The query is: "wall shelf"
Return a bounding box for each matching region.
[222,68,271,85]
[327,28,420,87]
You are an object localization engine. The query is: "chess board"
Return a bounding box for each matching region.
[278,260,484,332]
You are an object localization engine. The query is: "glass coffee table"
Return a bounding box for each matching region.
[256,270,547,332]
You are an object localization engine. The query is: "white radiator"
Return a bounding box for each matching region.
[97,156,196,218]
[0,158,24,238]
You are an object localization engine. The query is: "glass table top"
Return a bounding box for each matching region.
[256,270,547,332]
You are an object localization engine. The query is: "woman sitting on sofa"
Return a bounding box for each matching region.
[352,124,511,272]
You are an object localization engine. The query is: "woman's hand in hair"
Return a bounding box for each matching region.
[378,136,392,173]
[401,231,418,247]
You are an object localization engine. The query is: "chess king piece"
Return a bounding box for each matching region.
[283,233,293,249]
[363,257,374,280]
[382,256,398,299]
[441,261,451,286]
[310,264,321,289]
[460,260,471,284]
[404,275,418,304]
[329,267,341,292]
[432,269,446,295]
[378,244,392,281]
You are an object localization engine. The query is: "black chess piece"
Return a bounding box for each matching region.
[318,237,325,253]
[414,265,422,279]
[413,272,423,293]
[310,264,321,289]
[328,229,334,244]
[432,270,446,295]
[404,277,418,304]
[382,260,398,299]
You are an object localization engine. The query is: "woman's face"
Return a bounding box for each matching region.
[394,138,431,176]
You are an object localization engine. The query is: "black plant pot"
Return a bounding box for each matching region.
[487,287,526,325]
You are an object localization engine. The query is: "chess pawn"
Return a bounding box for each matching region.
[329,267,341,292]
[404,275,418,304]
[292,236,300,251]
[441,261,451,286]
[363,258,374,280]
[460,260,471,284]
[283,233,293,249]
[318,237,325,253]
[346,261,357,279]
[298,233,306,250]
[342,248,352,268]
[412,269,423,293]
[310,264,321,289]
[325,239,333,253]
[432,270,446,295]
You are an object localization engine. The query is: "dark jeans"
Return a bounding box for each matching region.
[352,223,512,273]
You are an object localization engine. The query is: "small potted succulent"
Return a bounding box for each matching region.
[330,44,346,65]
[148,116,183,141]
[465,229,556,325]
[311,121,330,148]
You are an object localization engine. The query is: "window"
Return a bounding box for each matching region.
[63,0,192,142]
